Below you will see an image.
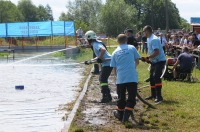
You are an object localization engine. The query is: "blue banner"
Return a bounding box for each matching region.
[191,17,200,24]
[29,21,52,36]
[64,21,75,36]
[7,22,28,37]
[0,21,75,38]
[52,21,64,36]
[0,23,7,37]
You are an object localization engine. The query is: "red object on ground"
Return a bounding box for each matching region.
[167,58,177,66]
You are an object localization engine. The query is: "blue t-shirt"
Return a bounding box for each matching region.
[92,40,111,67]
[178,52,193,70]
[110,44,140,84]
[147,34,166,63]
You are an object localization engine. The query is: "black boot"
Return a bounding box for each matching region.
[100,94,110,103]
[92,64,100,75]
[122,110,133,123]
[100,86,110,103]
[113,110,124,121]
[145,88,156,100]
[155,87,163,104]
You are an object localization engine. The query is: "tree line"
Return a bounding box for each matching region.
[0,0,53,23]
[60,0,190,36]
[0,0,190,37]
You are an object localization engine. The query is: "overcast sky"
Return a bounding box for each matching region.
[10,0,200,22]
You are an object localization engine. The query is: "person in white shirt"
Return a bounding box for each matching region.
[183,35,189,46]
[159,33,167,54]
[76,27,84,38]
[197,33,200,40]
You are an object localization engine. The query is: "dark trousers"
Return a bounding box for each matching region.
[116,82,137,110]
[150,61,166,98]
[142,44,148,54]
[150,61,165,85]
[99,66,113,96]
[99,66,113,84]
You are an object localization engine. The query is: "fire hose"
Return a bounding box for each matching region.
[84,58,159,109]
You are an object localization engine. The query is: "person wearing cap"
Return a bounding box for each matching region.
[142,25,166,104]
[125,29,138,50]
[111,34,140,123]
[85,30,113,103]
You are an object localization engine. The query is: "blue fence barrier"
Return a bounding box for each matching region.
[0,21,75,38]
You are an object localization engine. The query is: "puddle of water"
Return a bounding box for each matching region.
[83,107,107,125]
[0,52,83,132]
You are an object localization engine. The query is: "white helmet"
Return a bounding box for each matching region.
[85,30,97,40]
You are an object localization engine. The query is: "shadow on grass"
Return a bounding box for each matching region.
[169,77,200,83]
[131,110,159,131]
[126,106,158,131]
[163,100,179,105]
[132,124,159,130]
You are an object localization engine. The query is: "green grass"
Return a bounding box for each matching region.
[72,47,93,62]
[69,48,200,131]
[51,51,66,57]
[0,37,118,47]
[76,48,200,131]
[71,46,116,63]
[0,53,9,57]
[137,51,200,131]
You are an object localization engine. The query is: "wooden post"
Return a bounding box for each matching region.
[50,36,52,49]
[22,37,25,50]
[22,37,23,48]
[11,37,13,46]
[36,36,38,50]
[75,35,78,46]
[8,38,11,48]
[52,36,54,46]
[65,36,67,48]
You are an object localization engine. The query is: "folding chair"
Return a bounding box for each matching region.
[178,61,195,82]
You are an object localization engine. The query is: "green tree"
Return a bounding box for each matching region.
[17,0,38,22]
[45,4,54,21]
[124,0,147,30]
[180,17,190,31]
[37,5,48,21]
[98,0,137,36]
[75,20,88,33]
[59,12,88,32]
[59,12,68,20]
[124,0,181,30]
[167,1,181,29]
[0,0,23,23]
[59,0,103,31]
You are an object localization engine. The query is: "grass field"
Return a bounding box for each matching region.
[73,46,200,131]
[137,54,200,131]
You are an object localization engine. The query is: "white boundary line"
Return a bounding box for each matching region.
[62,67,93,132]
